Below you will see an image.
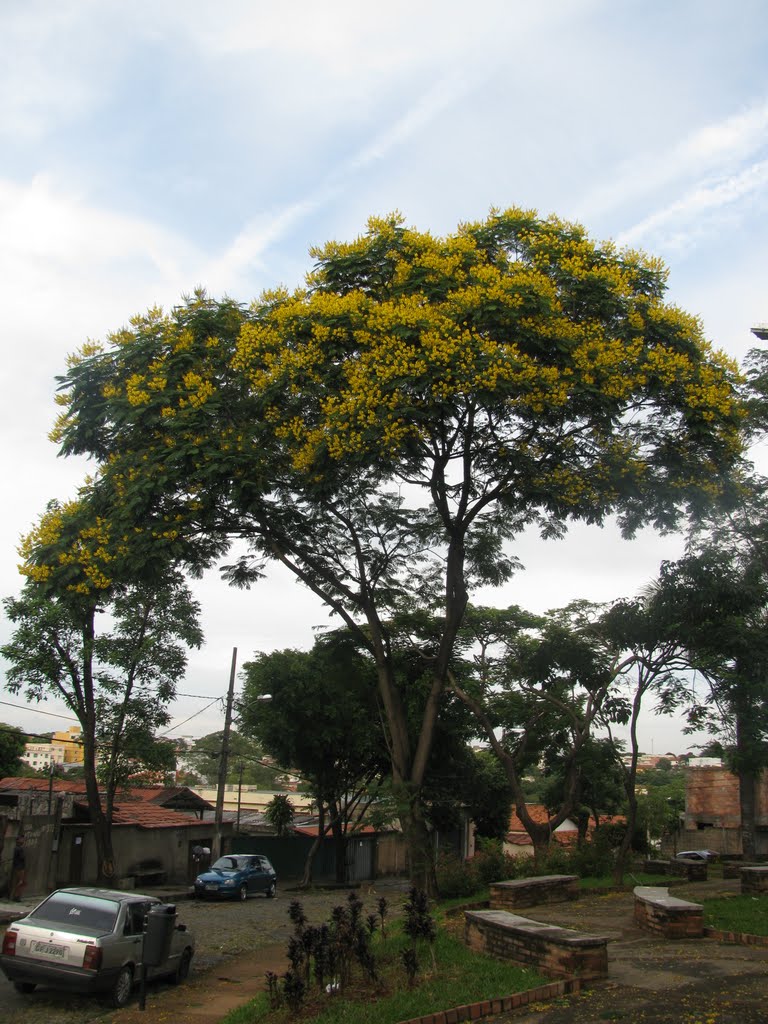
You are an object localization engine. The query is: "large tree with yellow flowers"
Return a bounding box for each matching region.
[51,210,744,891]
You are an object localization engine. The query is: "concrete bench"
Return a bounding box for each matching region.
[740,866,768,894]
[490,875,579,911]
[633,886,703,939]
[465,909,608,980]
[128,859,167,887]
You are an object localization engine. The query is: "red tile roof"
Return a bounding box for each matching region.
[507,804,578,833]
[0,777,208,830]
[0,777,87,793]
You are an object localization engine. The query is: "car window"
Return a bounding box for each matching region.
[212,856,239,870]
[27,892,119,935]
[124,901,154,935]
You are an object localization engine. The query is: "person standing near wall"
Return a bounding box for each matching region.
[10,836,26,901]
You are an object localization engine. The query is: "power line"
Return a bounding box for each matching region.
[159,699,222,736]
[0,699,80,723]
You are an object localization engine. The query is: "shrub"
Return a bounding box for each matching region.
[435,852,478,898]
[472,838,524,885]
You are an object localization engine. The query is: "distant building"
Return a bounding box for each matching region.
[671,765,768,858]
[20,726,84,771]
[52,727,84,763]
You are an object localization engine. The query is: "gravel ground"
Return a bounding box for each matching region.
[1,880,408,1024]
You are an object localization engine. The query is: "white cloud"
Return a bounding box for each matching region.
[617,159,768,252]
[581,97,768,224]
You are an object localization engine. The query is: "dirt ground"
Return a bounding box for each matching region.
[107,877,768,1024]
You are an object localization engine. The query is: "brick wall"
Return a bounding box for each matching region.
[685,767,768,829]
[489,875,579,910]
[633,891,704,939]
[465,910,608,980]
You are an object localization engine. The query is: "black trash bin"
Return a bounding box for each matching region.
[143,903,177,966]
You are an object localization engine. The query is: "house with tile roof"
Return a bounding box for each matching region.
[0,777,220,896]
[503,803,580,856]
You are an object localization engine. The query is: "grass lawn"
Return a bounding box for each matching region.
[577,872,672,889]
[701,893,768,936]
[221,924,546,1024]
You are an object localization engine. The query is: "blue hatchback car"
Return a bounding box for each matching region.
[193,854,277,901]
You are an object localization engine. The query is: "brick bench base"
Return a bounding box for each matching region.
[633,886,703,939]
[465,909,608,980]
[489,874,579,911]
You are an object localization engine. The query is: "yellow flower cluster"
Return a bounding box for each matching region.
[179,371,215,408]
[126,373,151,406]
[230,213,741,477]
[18,504,114,592]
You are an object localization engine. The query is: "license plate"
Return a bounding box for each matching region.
[32,941,67,957]
[205,884,218,891]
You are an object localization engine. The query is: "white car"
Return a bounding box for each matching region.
[1,887,194,1008]
[674,849,719,861]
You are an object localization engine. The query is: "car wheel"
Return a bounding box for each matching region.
[266,881,277,898]
[173,948,193,985]
[13,981,36,994]
[110,965,134,1008]
[238,883,248,901]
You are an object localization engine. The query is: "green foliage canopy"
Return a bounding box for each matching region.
[0,723,26,777]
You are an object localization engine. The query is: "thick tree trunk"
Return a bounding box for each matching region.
[403,805,437,895]
[331,817,348,884]
[300,803,326,888]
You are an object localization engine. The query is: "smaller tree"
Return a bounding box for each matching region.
[265,794,295,837]
[2,498,204,882]
[465,748,514,841]
[241,635,389,884]
[184,731,284,788]
[635,765,685,852]
[542,736,626,842]
[451,603,620,862]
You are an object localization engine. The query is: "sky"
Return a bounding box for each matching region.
[1,0,767,757]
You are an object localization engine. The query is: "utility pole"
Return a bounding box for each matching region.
[236,762,244,832]
[213,647,237,860]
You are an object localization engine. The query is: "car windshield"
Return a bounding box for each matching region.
[27,892,119,935]
[211,856,254,871]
